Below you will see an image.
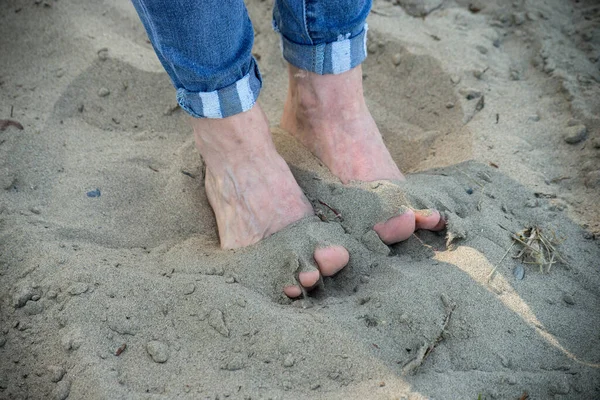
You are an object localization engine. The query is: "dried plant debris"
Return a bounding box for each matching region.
[512,226,568,273]
[401,295,456,375]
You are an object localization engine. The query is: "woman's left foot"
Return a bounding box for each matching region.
[280,64,445,244]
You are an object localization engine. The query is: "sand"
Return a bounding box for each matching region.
[1,0,599,398]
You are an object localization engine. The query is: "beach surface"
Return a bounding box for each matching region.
[1,0,599,398]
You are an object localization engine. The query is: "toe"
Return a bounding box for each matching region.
[414,209,445,231]
[373,208,416,245]
[283,285,302,298]
[298,270,321,288]
[314,246,350,277]
[284,270,320,298]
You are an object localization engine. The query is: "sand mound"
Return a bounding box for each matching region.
[1,0,599,398]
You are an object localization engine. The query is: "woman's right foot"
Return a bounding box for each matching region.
[192,104,349,297]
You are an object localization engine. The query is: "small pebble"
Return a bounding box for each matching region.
[86,189,101,198]
[445,102,454,109]
[98,87,110,97]
[440,293,452,308]
[282,354,295,367]
[235,298,247,308]
[459,87,482,100]
[562,294,575,305]
[466,187,474,195]
[512,12,526,25]
[67,282,89,295]
[476,45,488,55]
[221,357,244,371]
[563,124,587,144]
[526,11,538,21]
[499,354,511,368]
[182,283,195,295]
[360,275,370,284]
[513,264,525,280]
[528,114,540,122]
[47,290,57,299]
[48,365,66,383]
[97,47,109,61]
[163,103,180,116]
[208,309,229,337]
[24,300,43,315]
[310,383,321,390]
[205,266,216,275]
[544,60,556,74]
[53,380,71,400]
[61,330,83,351]
[450,75,461,84]
[525,199,539,208]
[509,67,521,81]
[146,340,169,363]
[584,170,600,188]
[358,296,371,305]
[392,53,401,66]
[30,207,41,215]
[225,276,236,284]
[549,380,570,395]
[12,285,37,308]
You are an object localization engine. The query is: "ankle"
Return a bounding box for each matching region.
[286,65,365,115]
[192,105,274,170]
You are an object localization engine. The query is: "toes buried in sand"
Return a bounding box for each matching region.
[283,285,303,298]
[373,206,416,245]
[284,269,320,298]
[284,245,350,298]
[314,245,349,277]
[414,209,446,231]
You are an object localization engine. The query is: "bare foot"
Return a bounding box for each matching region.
[192,104,349,296]
[280,65,445,245]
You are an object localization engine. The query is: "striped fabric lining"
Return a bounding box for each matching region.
[280,23,368,76]
[176,57,262,119]
[198,91,222,118]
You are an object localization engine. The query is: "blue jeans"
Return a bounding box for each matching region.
[131,0,371,118]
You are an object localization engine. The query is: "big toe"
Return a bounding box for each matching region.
[314,245,350,277]
[373,208,416,245]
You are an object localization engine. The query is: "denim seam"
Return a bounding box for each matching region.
[135,1,179,86]
[301,0,313,45]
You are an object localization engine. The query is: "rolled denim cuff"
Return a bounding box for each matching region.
[176,57,262,119]
[279,24,368,75]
